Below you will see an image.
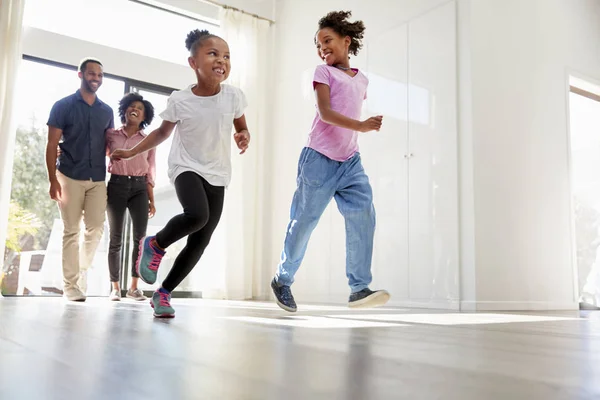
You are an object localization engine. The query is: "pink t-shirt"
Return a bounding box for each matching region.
[307,64,368,162]
[106,127,156,187]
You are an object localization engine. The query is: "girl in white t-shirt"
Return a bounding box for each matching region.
[111,29,250,318]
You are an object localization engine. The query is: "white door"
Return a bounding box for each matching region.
[408,1,460,308]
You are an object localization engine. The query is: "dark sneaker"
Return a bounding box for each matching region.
[271,278,297,312]
[348,288,390,308]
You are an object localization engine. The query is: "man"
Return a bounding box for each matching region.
[46,58,114,301]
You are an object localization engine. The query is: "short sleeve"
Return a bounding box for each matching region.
[159,95,179,122]
[313,65,331,89]
[234,89,248,119]
[47,100,66,129]
[106,128,119,155]
[107,109,115,131]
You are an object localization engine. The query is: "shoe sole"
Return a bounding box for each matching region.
[65,294,86,302]
[274,299,297,313]
[153,312,175,318]
[110,298,121,302]
[348,290,391,309]
[137,236,157,285]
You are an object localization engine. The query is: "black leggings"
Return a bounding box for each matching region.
[155,172,225,292]
[107,175,148,283]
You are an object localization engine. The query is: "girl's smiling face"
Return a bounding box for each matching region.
[188,37,231,84]
[315,28,350,65]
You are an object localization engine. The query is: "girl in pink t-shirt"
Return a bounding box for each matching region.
[272,11,390,312]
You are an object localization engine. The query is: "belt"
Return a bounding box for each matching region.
[110,174,147,183]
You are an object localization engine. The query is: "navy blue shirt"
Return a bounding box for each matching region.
[47,90,114,181]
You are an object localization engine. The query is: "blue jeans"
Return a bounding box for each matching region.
[276,147,376,293]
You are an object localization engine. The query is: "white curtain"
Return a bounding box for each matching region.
[217,8,271,300]
[0,0,26,272]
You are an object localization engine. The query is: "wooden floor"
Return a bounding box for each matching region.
[1,298,599,400]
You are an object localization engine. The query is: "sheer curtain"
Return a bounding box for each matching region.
[0,0,26,274]
[218,8,271,300]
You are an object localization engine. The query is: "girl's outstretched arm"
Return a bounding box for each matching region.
[111,120,176,160]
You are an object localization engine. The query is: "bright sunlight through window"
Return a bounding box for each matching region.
[24,0,219,66]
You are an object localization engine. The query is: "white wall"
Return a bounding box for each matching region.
[266,0,458,306]
[458,0,600,310]
[270,0,600,311]
[22,28,192,90]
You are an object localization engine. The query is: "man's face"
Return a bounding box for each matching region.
[79,62,103,93]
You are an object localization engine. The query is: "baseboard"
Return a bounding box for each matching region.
[387,299,460,310]
[460,301,579,311]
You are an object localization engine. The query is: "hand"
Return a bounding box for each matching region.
[49,179,62,202]
[358,115,383,132]
[111,149,133,160]
[234,130,250,154]
[148,201,156,219]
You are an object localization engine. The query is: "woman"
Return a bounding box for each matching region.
[106,92,156,301]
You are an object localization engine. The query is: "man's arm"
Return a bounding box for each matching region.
[46,126,63,201]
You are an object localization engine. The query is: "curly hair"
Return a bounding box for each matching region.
[118,92,154,130]
[316,11,366,56]
[185,29,221,55]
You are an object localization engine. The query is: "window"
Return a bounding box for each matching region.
[1,58,180,297]
[568,76,600,308]
[23,0,219,66]
[2,59,126,296]
[2,56,224,298]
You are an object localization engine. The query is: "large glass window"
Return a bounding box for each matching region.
[23,0,219,67]
[569,80,600,308]
[2,56,224,298]
[2,59,125,296]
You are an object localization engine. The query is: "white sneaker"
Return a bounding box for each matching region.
[126,288,147,301]
[109,289,121,301]
[78,270,88,295]
[64,287,86,302]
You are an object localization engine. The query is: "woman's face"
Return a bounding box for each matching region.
[125,101,145,127]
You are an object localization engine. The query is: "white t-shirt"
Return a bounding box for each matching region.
[159,84,247,187]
